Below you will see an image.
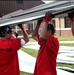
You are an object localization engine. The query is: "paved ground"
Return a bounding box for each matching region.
[18,41,74,75]
[59,41,74,44]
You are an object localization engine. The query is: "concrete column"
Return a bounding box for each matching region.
[15,26,18,33]
[55,18,60,29]
[55,17,65,36]
[24,24,28,29]
[33,21,35,30]
[55,18,61,36]
[60,18,65,28]
[55,18,65,28]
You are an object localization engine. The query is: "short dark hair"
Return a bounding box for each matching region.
[0,26,12,37]
[15,32,18,38]
[47,24,55,35]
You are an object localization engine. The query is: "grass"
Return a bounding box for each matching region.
[29,38,36,42]
[56,36,74,41]
[57,63,74,69]
[57,36,74,46]
[21,47,38,57]
[69,56,74,58]
[60,43,74,46]
[29,36,74,42]
[29,36,74,46]
[20,71,32,75]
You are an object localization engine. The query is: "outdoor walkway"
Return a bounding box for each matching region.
[59,41,74,44]
[18,41,74,75]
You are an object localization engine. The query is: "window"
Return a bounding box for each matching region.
[65,17,71,28]
[28,23,33,34]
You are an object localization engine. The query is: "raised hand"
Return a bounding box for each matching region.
[18,24,24,29]
[43,11,53,23]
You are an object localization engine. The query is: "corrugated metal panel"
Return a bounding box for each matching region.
[0,1,74,26]
[2,1,73,18]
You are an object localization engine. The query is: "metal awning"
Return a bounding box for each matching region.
[0,1,74,27]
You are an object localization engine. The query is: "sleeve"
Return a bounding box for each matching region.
[20,38,26,47]
[13,38,26,51]
[37,35,45,46]
[46,36,59,52]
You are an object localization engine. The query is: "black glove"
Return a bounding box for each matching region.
[45,11,55,18]
[43,11,53,23]
[38,18,43,23]
[37,18,43,26]
[18,24,24,29]
[68,11,74,19]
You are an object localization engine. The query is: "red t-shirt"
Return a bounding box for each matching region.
[0,38,25,75]
[34,36,59,75]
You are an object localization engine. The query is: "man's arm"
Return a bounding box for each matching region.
[18,24,29,43]
[68,12,74,36]
[39,12,52,42]
[32,19,42,41]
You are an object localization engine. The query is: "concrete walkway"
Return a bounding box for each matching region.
[18,50,74,75]
[59,41,74,44]
[18,50,36,73]
[24,42,74,64]
[18,41,74,75]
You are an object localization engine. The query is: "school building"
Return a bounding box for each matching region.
[15,16,72,36]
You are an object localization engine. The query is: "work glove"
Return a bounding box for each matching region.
[37,19,43,26]
[43,11,53,23]
[18,24,24,29]
[68,11,74,21]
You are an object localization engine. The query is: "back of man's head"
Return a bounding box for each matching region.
[47,24,55,35]
[0,26,12,37]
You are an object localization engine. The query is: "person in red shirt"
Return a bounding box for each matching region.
[32,12,59,75]
[0,24,29,75]
[68,11,74,36]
